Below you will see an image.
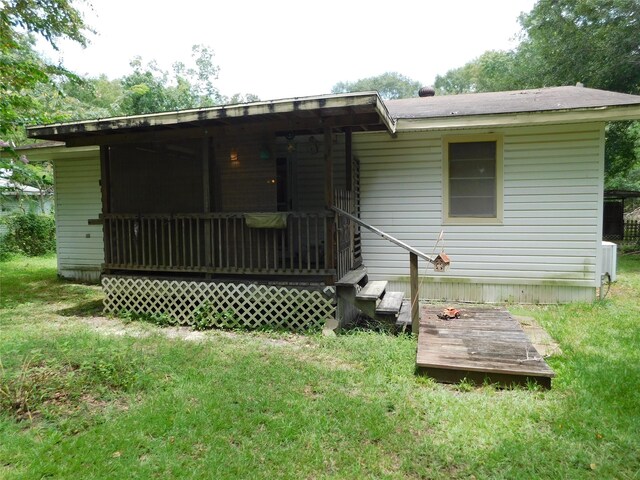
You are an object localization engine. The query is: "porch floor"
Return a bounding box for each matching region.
[414,305,555,388]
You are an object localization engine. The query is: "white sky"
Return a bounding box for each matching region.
[39,0,537,100]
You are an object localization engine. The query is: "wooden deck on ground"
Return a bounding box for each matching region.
[415,306,555,388]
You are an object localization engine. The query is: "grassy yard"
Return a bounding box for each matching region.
[0,255,639,479]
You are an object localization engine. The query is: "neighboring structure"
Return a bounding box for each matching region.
[25,86,640,329]
[0,176,54,236]
[603,189,640,245]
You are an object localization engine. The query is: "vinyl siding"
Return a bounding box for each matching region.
[353,123,604,303]
[54,153,103,281]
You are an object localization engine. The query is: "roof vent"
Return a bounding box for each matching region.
[576,82,584,88]
[419,86,436,98]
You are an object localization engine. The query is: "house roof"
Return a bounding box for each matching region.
[25,87,640,144]
[604,189,640,200]
[387,87,640,118]
[26,92,396,146]
[387,86,640,130]
[0,177,42,195]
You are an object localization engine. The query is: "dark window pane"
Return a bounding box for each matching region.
[448,141,497,218]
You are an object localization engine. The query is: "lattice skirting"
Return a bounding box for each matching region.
[102,275,336,332]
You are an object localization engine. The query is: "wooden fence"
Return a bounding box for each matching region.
[103,212,334,275]
[604,219,640,245]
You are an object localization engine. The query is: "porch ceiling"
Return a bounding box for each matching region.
[27,92,396,147]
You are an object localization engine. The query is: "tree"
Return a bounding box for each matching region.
[519,0,640,187]
[331,72,422,100]
[1,0,91,198]
[118,45,221,116]
[0,156,54,214]
[115,46,261,115]
[518,0,640,94]
[436,0,640,96]
[57,74,124,120]
[434,0,640,186]
[1,0,91,138]
[434,50,527,94]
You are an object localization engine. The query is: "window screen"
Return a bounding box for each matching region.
[448,141,497,217]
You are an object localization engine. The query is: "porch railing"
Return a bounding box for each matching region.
[334,189,361,280]
[102,212,334,275]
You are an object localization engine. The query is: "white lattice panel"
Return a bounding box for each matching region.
[102,276,335,332]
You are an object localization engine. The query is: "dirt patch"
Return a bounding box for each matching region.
[78,316,152,338]
[76,316,315,349]
[73,316,359,371]
[513,315,562,357]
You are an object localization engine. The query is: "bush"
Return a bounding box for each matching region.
[0,213,56,257]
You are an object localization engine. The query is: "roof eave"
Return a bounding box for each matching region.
[394,104,640,131]
[26,92,396,141]
[17,144,98,162]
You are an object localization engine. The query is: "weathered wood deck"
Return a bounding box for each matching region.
[415,306,555,388]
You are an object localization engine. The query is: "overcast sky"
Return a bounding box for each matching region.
[40,0,537,100]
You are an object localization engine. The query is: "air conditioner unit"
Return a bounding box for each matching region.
[601,241,617,283]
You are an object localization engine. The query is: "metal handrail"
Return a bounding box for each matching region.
[331,206,437,265]
[332,205,451,335]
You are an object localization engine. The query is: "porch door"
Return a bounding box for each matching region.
[335,156,362,278]
[276,156,297,211]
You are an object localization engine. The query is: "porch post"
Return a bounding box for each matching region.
[202,137,212,275]
[344,127,352,192]
[410,252,420,335]
[344,127,355,269]
[324,125,336,283]
[100,145,111,274]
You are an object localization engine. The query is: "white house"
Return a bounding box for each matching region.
[25,86,640,329]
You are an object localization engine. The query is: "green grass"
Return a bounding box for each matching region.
[1,255,639,479]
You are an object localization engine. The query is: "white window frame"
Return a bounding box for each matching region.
[443,134,503,225]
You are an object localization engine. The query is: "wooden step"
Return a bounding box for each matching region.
[376,291,405,315]
[356,281,388,301]
[335,266,367,287]
[395,300,412,330]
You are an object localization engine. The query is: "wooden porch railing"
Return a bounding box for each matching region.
[334,189,362,280]
[102,212,334,275]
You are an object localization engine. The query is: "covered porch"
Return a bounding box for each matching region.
[28,93,396,330]
[32,93,395,283]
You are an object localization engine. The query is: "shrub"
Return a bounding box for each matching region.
[193,303,239,330]
[0,212,56,257]
[0,234,14,261]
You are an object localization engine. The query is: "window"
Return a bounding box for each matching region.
[444,135,502,223]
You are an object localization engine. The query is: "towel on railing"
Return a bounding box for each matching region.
[244,212,288,229]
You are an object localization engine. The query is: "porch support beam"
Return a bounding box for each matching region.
[202,138,212,274]
[344,127,352,192]
[410,252,419,335]
[100,145,112,273]
[324,125,335,284]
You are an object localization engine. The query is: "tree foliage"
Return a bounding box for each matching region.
[54,46,259,118]
[119,45,224,115]
[436,0,640,95]
[434,50,528,94]
[434,0,640,186]
[518,0,640,94]
[0,0,89,51]
[1,0,90,199]
[331,72,422,100]
[1,0,91,138]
